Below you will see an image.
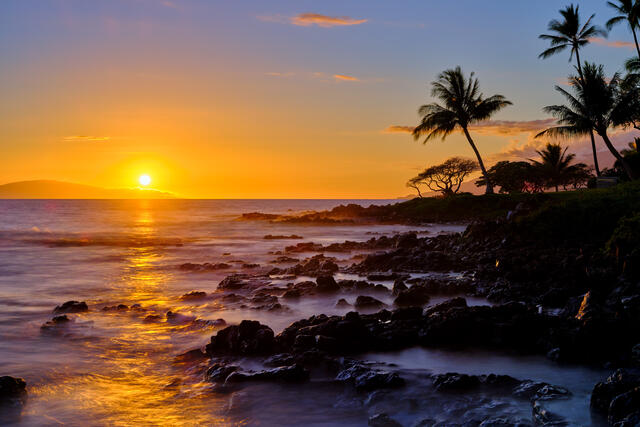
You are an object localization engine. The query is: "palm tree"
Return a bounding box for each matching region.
[606,0,640,60]
[537,63,637,180]
[412,67,512,194]
[539,4,607,176]
[529,143,578,191]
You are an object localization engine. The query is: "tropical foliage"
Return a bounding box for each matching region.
[538,63,638,180]
[539,3,606,176]
[412,67,511,194]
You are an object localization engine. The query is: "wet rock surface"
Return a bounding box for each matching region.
[591,369,640,425]
[0,376,27,422]
[53,300,88,314]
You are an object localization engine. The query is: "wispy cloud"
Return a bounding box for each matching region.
[333,74,359,82]
[590,37,635,49]
[160,0,178,9]
[490,128,639,168]
[62,135,111,142]
[291,13,367,27]
[383,125,415,134]
[470,119,557,136]
[265,72,296,78]
[383,119,557,137]
[258,13,367,28]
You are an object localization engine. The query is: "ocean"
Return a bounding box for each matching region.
[0,199,606,426]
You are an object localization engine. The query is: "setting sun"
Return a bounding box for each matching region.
[138,174,151,187]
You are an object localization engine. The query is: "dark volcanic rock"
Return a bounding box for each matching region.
[264,234,303,240]
[368,413,402,427]
[316,275,340,293]
[591,369,640,424]
[393,287,430,307]
[180,291,207,301]
[336,362,404,391]
[0,376,27,416]
[354,295,385,310]
[432,373,482,391]
[180,262,230,271]
[335,298,351,308]
[225,364,309,384]
[282,289,302,299]
[205,363,239,382]
[206,320,275,355]
[40,315,71,331]
[288,255,339,276]
[53,300,88,314]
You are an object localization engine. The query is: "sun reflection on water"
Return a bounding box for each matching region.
[24,201,241,426]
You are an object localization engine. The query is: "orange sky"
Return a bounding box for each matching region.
[1,0,638,198]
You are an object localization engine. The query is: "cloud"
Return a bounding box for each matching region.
[266,72,295,77]
[590,37,635,49]
[333,74,359,82]
[62,136,111,142]
[383,125,415,134]
[291,13,367,27]
[470,119,557,136]
[383,119,557,137]
[489,128,639,169]
[161,1,177,8]
[258,13,367,28]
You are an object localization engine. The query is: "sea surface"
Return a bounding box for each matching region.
[0,200,607,426]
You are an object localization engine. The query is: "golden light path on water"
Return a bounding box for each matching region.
[23,201,242,426]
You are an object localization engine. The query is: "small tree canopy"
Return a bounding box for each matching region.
[408,157,477,197]
[475,161,542,194]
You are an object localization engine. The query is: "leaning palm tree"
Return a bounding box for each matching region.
[537,63,637,180]
[412,67,511,194]
[539,4,607,176]
[529,143,578,192]
[606,0,640,59]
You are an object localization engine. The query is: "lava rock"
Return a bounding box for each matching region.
[53,300,88,314]
[354,295,385,310]
[316,276,340,293]
[368,413,402,427]
[393,287,430,307]
[180,291,207,301]
[206,320,275,355]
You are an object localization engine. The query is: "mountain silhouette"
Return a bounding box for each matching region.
[0,180,177,199]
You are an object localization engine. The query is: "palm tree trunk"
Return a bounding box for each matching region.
[600,131,637,180]
[590,133,601,176]
[462,126,493,194]
[575,49,601,177]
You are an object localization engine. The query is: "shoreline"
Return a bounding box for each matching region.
[2,185,640,425]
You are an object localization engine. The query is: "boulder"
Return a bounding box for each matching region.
[180,291,207,301]
[206,320,274,355]
[335,298,351,308]
[354,296,385,310]
[225,364,309,383]
[53,300,88,314]
[316,276,340,293]
[393,287,430,307]
[336,363,404,391]
[0,376,27,417]
[205,363,239,382]
[368,413,402,427]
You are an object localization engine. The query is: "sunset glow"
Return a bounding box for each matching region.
[138,174,151,187]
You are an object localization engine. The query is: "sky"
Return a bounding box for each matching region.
[1,0,639,198]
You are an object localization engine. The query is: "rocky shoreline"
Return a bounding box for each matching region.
[8,187,640,425]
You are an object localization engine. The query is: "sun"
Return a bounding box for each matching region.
[138,174,152,186]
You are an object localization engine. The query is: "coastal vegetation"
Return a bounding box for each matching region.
[412,67,512,194]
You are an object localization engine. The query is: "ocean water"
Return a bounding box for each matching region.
[0,200,606,426]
